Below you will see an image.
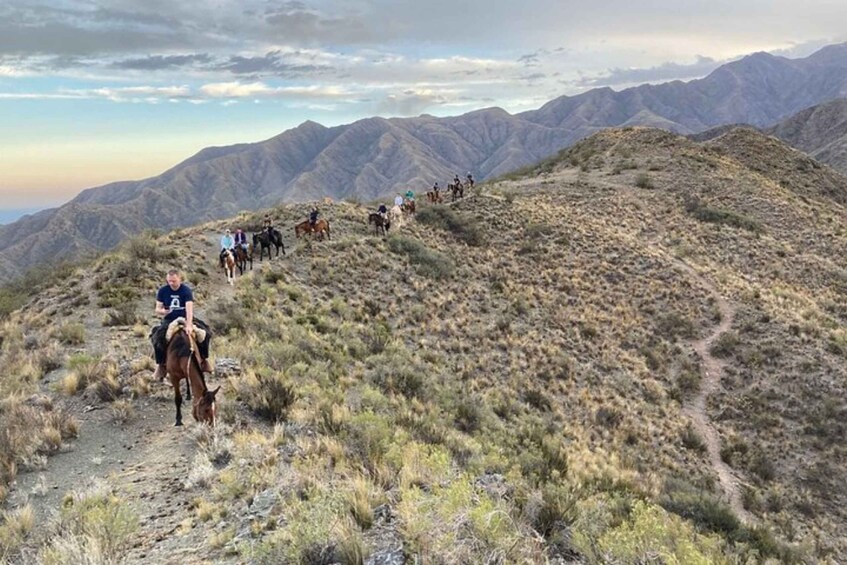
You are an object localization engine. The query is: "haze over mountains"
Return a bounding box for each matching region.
[4,42,847,279]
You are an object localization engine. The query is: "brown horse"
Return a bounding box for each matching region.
[165,321,219,427]
[295,218,331,240]
[448,182,464,201]
[234,244,253,274]
[427,190,444,203]
[368,212,390,236]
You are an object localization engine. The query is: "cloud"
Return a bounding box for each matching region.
[374,89,455,116]
[113,53,212,70]
[574,56,724,88]
[199,81,349,99]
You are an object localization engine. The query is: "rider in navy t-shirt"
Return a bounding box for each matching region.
[157,283,193,323]
[150,269,213,381]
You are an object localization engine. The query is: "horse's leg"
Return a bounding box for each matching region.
[173,377,184,426]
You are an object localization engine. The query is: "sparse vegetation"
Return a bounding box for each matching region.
[685,197,764,233]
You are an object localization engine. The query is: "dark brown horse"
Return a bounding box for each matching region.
[234,244,253,274]
[295,218,331,240]
[448,182,464,201]
[368,213,390,236]
[252,229,284,261]
[165,322,219,427]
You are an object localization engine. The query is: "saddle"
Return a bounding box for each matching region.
[166,317,207,343]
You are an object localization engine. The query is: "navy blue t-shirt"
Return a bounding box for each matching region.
[157,283,194,323]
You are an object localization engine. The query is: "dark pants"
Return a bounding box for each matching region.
[150,318,211,365]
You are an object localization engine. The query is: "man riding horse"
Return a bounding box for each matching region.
[150,269,213,381]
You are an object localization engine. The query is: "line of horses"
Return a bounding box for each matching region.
[426,179,470,203]
[219,220,333,281]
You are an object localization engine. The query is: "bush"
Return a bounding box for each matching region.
[102,304,140,327]
[39,482,138,564]
[710,331,740,358]
[685,198,763,233]
[56,323,85,345]
[635,173,654,189]
[387,236,454,280]
[416,206,483,246]
[238,371,298,422]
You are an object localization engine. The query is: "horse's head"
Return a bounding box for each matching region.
[195,386,220,425]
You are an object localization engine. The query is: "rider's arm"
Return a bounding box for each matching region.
[155,300,168,318]
[185,301,194,330]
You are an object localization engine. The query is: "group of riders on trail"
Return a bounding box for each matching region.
[152,172,475,424]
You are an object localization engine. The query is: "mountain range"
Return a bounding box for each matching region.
[4,42,847,279]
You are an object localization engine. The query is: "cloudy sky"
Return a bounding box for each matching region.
[0,0,844,210]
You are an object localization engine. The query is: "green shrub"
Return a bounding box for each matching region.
[635,173,654,189]
[685,198,763,233]
[39,483,138,564]
[710,332,740,358]
[239,372,298,422]
[416,207,483,246]
[387,236,454,280]
[56,323,85,345]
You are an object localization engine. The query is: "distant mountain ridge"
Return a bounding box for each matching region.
[4,42,847,279]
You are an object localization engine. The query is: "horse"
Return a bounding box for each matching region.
[389,205,403,229]
[402,200,416,215]
[252,229,285,261]
[368,213,390,236]
[234,244,253,274]
[222,249,236,285]
[164,320,219,427]
[295,218,331,241]
[426,190,443,203]
[448,182,464,202]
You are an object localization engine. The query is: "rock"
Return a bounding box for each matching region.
[365,548,405,565]
[249,489,277,518]
[215,358,241,377]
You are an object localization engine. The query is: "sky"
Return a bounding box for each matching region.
[0,0,845,211]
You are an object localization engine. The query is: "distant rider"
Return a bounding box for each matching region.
[219,229,235,267]
[233,228,248,253]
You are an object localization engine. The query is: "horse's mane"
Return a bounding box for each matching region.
[167,329,193,359]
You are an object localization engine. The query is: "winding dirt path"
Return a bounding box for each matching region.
[671,258,754,524]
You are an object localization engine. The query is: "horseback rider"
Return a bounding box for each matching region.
[219,229,235,267]
[150,269,213,380]
[309,207,319,226]
[233,228,248,252]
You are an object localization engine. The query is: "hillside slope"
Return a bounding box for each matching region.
[4,43,847,281]
[1,127,846,562]
[767,97,847,174]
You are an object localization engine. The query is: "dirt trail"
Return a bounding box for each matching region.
[670,259,754,524]
[7,228,287,563]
